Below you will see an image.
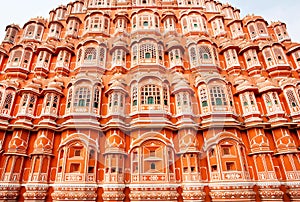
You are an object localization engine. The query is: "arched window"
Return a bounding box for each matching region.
[240,92,259,115]
[93,88,100,108]
[263,92,283,115]
[286,89,298,108]
[77,46,106,68]
[18,94,37,115]
[141,84,161,105]
[3,92,13,112]
[65,19,80,38]
[84,47,97,61]
[248,24,256,38]
[224,49,239,68]
[112,49,126,67]
[23,24,44,40]
[199,45,212,63]
[24,25,35,38]
[189,46,197,67]
[131,41,162,66]
[151,163,156,170]
[132,87,138,107]
[4,27,18,43]
[273,46,286,64]
[131,13,159,30]
[42,93,59,115]
[84,15,110,34]
[263,46,287,68]
[74,87,91,108]
[36,51,52,70]
[99,47,106,66]
[163,86,168,106]
[48,23,62,39]
[229,22,244,38]
[169,49,182,67]
[209,86,227,106]
[140,44,156,61]
[244,49,260,68]
[67,88,72,109]
[199,88,208,107]
[257,22,267,34]
[7,49,32,71]
[72,2,83,13]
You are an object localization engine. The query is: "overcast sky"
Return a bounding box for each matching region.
[0,0,299,42]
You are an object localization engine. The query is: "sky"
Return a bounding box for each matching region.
[0,0,300,42]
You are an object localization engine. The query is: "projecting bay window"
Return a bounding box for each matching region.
[35,51,52,71]
[222,7,234,19]
[209,84,232,112]
[163,17,176,33]
[284,88,300,114]
[198,86,209,113]
[55,50,71,71]
[114,18,127,33]
[65,18,80,38]
[54,8,66,21]
[66,86,101,114]
[18,93,37,116]
[181,15,207,34]
[224,49,240,69]
[262,46,288,68]
[205,1,218,12]
[74,87,91,113]
[76,46,106,69]
[262,92,284,115]
[131,41,163,66]
[169,49,183,67]
[274,25,290,42]
[0,89,15,116]
[42,93,59,116]
[108,92,125,115]
[71,2,83,13]
[211,18,225,36]
[6,49,33,70]
[239,92,260,116]
[175,92,192,115]
[3,26,18,44]
[188,44,219,68]
[23,23,44,41]
[84,15,110,35]
[131,83,169,112]
[48,23,62,39]
[112,49,126,68]
[132,13,159,31]
[141,84,161,106]
[292,50,300,69]
[229,22,244,39]
[243,49,260,69]
[247,21,269,40]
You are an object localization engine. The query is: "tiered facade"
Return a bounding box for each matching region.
[0,0,300,201]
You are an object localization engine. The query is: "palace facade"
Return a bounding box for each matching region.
[0,0,300,201]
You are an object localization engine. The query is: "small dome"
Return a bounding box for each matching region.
[8,132,28,154]
[33,132,53,153]
[179,130,199,152]
[105,131,125,151]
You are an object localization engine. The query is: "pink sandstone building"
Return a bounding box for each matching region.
[0,0,299,201]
